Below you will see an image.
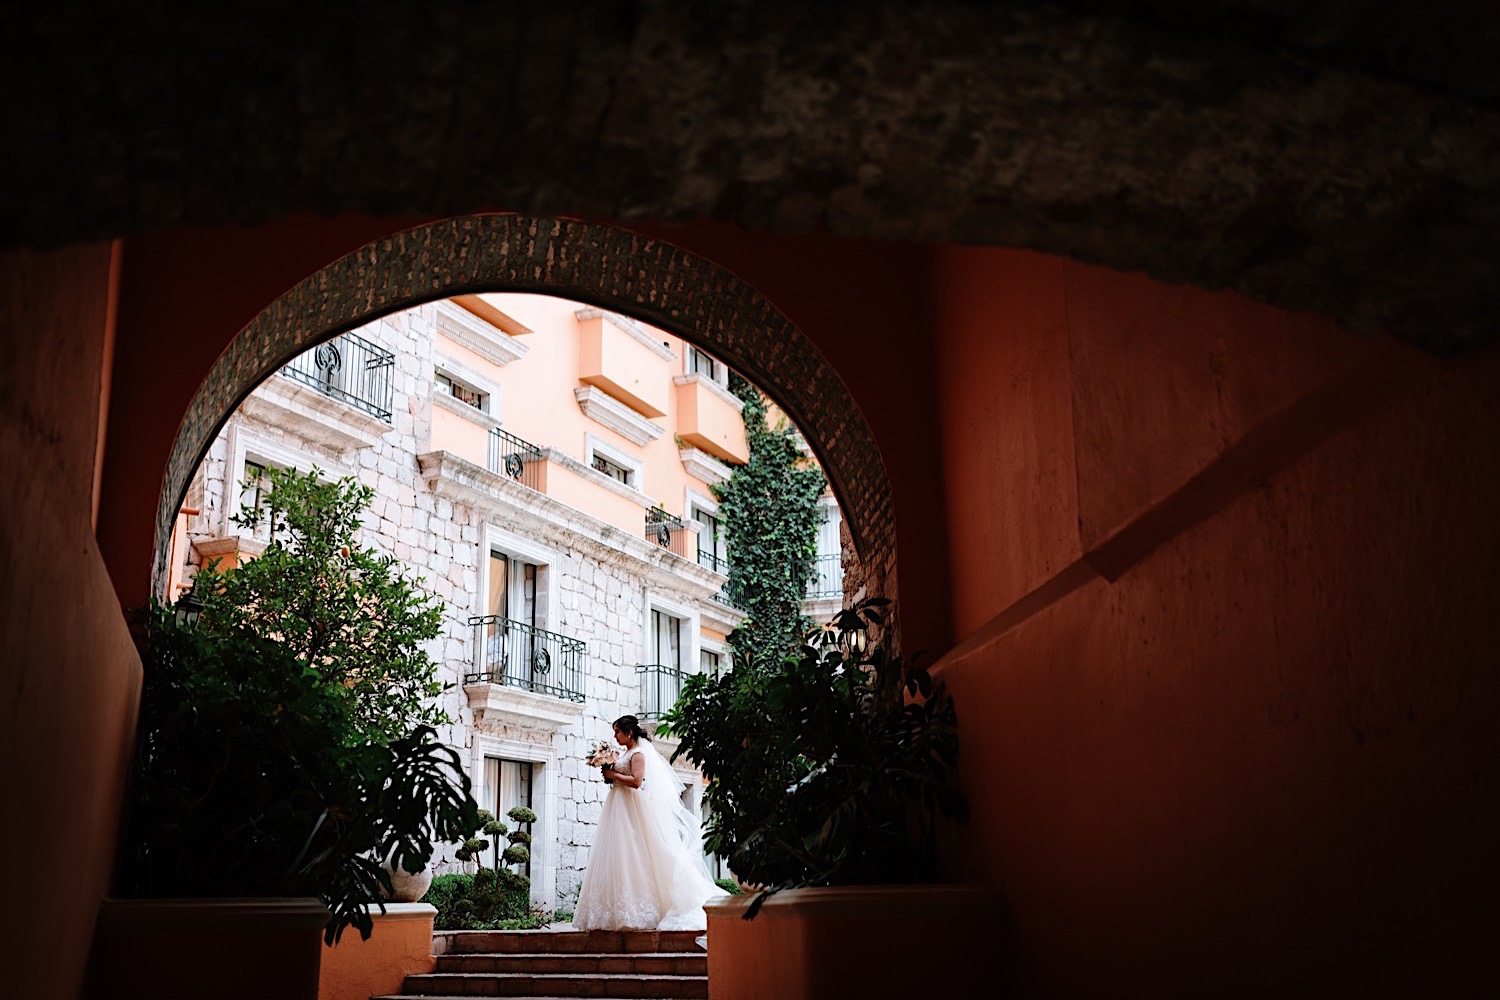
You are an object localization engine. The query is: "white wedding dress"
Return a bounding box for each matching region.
[572,740,727,931]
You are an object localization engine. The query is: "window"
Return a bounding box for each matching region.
[485,550,544,686]
[700,648,722,678]
[652,609,682,672]
[692,506,727,573]
[687,345,721,382]
[482,757,535,877]
[238,461,280,541]
[591,452,633,485]
[436,370,489,412]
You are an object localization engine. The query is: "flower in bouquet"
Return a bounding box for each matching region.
[584,740,619,768]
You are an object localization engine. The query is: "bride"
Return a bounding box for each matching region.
[572,715,727,931]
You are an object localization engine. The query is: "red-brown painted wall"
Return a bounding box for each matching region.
[1,245,144,1000]
[932,246,1500,995]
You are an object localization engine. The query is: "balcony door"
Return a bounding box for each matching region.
[482,757,534,877]
[487,551,540,687]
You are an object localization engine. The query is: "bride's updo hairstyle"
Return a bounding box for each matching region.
[612,715,651,742]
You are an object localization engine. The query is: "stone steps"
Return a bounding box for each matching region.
[385,971,708,997]
[438,929,704,954]
[375,928,709,1000]
[436,952,706,976]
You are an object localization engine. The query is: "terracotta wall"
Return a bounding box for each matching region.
[1,245,143,999]
[931,246,1500,995]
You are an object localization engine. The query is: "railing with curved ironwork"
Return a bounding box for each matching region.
[806,552,843,599]
[466,615,586,703]
[280,331,395,421]
[636,663,687,721]
[644,506,692,558]
[487,428,545,491]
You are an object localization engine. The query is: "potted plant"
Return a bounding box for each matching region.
[93,469,482,1000]
[661,597,1001,999]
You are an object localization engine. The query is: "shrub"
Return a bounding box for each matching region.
[714,877,743,895]
[427,867,530,930]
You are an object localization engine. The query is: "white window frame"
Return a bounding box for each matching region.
[699,634,729,679]
[684,344,730,387]
[223,425,353,536]
[684,487,727,574]
[469,733,558,909]
[584,433,644,491]
[643,590,699,675]
[434,361,496,418]
[481,524,558,628]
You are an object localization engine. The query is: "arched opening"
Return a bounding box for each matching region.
[151,215,895,619]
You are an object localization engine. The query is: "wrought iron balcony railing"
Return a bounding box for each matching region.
[636,663,688,722]
[712,585,746,612]
[280,331,395,421]
[488,428,545,491]
[644,506,692,558]
[696,547,730,575]
[466,615,587,703]
[806,553,844,599]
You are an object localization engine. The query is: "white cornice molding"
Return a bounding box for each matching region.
[463,682,584,731]
[242,376,391,453]
[417,450,730,600]
[191,534,267,561]
[678,447,733,487]
[433,388,504,432]
[435,300,529,367]
[573,385,666,445]
[547,445,658,509]
[673,372,745,412]
[700,598,747,635]
[575,307,676,360]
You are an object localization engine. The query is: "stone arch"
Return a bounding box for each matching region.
[153,213,896,609]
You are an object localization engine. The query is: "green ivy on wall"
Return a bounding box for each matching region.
[713,372,828,674]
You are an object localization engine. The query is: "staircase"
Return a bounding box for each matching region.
[375,928,709,999]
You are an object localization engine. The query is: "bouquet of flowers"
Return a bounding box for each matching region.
[584,740,619,771]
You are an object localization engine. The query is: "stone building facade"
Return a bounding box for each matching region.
[168,292,844,913]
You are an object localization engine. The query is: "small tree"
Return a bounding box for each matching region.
[712,373,827,676]
[193,466,449,745]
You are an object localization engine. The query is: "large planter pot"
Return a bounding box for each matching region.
[90,897,330,1000]
[381,861,434,903]
[705,884,1006,1000]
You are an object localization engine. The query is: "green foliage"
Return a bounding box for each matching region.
[193,466,449,745]
[711,373,826,676]
[661,599,970,897]
[427,868,531,930]
[506,805,538,825]
[502,844,531,867]
[714,877,744,895]
[124,602,481,944]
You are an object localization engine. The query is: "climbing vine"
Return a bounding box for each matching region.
[713,372,827,674]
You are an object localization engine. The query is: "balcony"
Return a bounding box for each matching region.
[281,331,395,422]
[806,553,843,599]
[488,428,546,492]
[673,374,749,465]
[696,546,730,575]
[466,615,586,702]
[636,663,688,722]
[463,616,588,731]
[238,331,396,452]
[645,507,692,559]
